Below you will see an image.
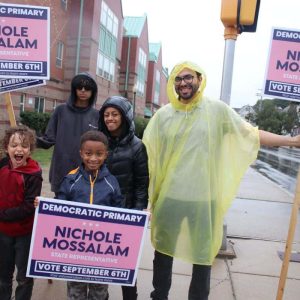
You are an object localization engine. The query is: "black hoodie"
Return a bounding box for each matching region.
[99,96,149,210]
[37,73,98,193]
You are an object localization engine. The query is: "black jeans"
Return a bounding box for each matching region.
[150,251,211,300]
[0,232,34,300]
[122,282,138,300]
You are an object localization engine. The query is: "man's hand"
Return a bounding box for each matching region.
[291,134,300,147]
[259,130,300,147]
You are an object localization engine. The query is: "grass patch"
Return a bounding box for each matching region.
[32,147,53,167]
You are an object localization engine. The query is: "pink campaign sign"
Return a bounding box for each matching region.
[0,3,50,79]
[1,18,48,61]
[27,198,150,286]
[267,40,299,83]
[263,27,300,101]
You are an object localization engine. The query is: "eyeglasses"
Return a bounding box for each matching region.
[174,74,194,85]
[76,85,92,91]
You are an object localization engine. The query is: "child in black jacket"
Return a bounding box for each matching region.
[98,96,149,300]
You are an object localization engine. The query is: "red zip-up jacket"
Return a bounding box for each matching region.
[0,157,42,236]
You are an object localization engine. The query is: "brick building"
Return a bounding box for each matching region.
[0,0,169,153]
[146,42,168,116]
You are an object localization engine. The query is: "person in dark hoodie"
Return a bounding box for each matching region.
[98,96,149,300]
[0,125,42,300]
[37,73,98,196]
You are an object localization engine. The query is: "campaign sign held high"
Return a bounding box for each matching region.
[0,3,50,79]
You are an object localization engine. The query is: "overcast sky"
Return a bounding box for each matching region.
[122,0,300,108]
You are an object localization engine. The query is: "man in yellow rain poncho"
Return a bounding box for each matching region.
[143,61,300,300]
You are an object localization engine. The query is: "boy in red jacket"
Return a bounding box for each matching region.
[0,126,42,300]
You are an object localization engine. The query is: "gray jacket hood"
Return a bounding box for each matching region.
[98,96,135,144]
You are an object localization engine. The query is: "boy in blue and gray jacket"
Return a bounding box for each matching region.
[58,130,124,300]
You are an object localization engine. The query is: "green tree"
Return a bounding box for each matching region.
[273,98,290,109]
[254,100,284,134]
[254,99,299,135]
[282,103,299,134]
[134,116,149,139]
[20,111,51,135]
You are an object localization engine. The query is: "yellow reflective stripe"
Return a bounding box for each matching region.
[89,170,98,204]
[68,167,79,175]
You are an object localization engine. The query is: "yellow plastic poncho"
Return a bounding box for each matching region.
[143,61,259,265]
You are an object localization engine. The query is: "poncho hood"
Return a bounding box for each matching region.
[167,61,207,112]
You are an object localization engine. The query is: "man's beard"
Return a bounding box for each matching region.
[176,84,198,100]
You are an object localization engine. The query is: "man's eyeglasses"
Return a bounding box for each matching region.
[174,74,194,85]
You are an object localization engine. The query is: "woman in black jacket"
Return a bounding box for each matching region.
[99,96,149,300]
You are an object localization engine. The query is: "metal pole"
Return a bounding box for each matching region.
[133,91,136,117]
[125,37,131,94]
[75,0,84,74]
[219,26,238,252]
[220,40,236,104]
[220,27,239,105]
[256,89,263,111]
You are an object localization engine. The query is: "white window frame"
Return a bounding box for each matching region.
[153,70,160,104]
[97,1,118,82]
[136,48,147,95]
[20,93,25,114]
[34,97,45,113]
[56,41,64,68]
[61,0,67,10]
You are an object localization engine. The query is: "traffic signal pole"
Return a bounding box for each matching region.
[219,0,260,252]
[220,0,260,105]
[220,27,239,105]
[219,26,239,251]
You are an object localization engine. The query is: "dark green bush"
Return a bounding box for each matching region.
[134,116,149,139]
[20,111,51,135]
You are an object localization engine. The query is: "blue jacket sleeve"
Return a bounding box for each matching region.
[56,177,70,201]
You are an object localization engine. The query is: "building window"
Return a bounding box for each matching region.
[20,94,25,114]
[153,70,160,105]
[61,0,67,10]
[56,41,64,68]
[53,99,57,110]
[35,97,45,113]
[136,48,147,96]
[97,1,118,82]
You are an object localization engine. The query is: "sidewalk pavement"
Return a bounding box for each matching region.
[29,166,300,300]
